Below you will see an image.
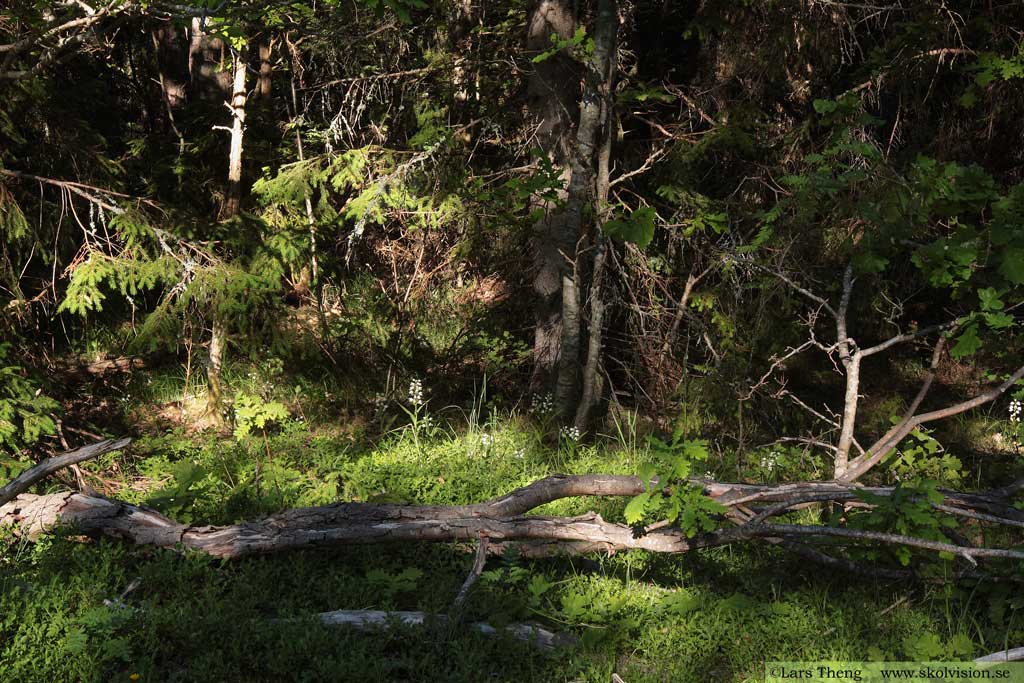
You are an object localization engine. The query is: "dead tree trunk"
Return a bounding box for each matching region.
[222,50,247,219]
[5,473,1023,575]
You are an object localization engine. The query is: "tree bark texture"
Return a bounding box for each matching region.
[553,0,617,417]
[222,50,247,219]
[574,7,617,431]
[5,473,1022,569]
[527,0,577,390]
[257,40,272,98]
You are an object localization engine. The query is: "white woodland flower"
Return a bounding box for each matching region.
[531,392,554,415]
[408,378,425,406]
[559,425,581,442]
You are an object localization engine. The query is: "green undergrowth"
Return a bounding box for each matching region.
[3,524,1018,682]
[2,361,1023,682]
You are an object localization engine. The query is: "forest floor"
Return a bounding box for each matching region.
[1,354,1020,682]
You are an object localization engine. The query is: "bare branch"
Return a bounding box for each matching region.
[296,609,575,651]
[859,319,958,358]
[758,523,1024,561]
[0,438,131,507]
[780,390,839,429]
[842,362,1024,482]
[743,340,816,400]
[452,535,489,611]
[751,263,837,319]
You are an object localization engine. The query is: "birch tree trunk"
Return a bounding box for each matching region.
[223,51,247,219]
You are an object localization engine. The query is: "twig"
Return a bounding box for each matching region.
[452,535,488,611]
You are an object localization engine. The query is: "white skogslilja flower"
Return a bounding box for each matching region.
[559,425,581,442]
[408,378,425,406]
[480,433,493,447]
[531,392,554,415]
[1010,399,1022,423]
[759,450,779,472]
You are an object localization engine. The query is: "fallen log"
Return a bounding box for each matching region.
[3,475,1024,567]
[288,609,575,651]
[0,438,132,507]
[976,647,1024,663]
[0,490,734,557]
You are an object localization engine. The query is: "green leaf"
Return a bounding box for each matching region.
[660,591,701,616]
[978,287,1004,311]
[984,312,1015,330]
[624,491,652,525]
[813,99,838,114]
[958,89,978,108]
[950,324,982,359]
[602,206,656,249]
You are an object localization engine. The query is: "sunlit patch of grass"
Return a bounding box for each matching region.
[8,362,1023,682]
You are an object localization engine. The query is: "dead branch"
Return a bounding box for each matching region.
[452,535,489,611]
[752,259,1016,481]
[841,362,1024,482]
[3,472,1022,576]
[0,438,131,507]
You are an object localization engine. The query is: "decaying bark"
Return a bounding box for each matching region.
[4,473,1022,575]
